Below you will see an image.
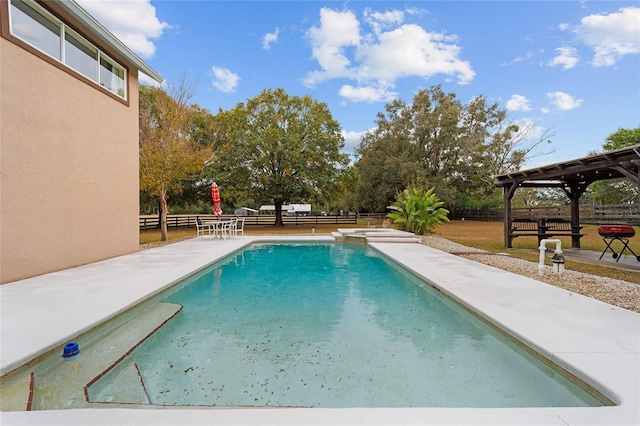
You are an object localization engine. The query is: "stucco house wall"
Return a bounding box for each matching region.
[0,0,162,283]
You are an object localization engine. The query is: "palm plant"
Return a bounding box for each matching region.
[387,187,450,235]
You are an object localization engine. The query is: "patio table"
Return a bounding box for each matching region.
[205,220,233,239]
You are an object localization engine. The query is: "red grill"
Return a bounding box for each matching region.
[598,225,636,238]
[598,225,639,262]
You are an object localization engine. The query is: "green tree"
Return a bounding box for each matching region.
[355,85,551,212]
[603,126,640,151]
[139,81,211,240]
[141,104,219,215]
[207,88,350,225]
[169,104,219,211]
[387,186,450,235]
[585,126,640,204]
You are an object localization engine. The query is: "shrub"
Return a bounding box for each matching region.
[387,187,450,235]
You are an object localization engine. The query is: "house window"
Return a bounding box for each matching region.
[9,0,61,60]
[100,54,126,98]
[64,27,98,81]
[8,0,127,100]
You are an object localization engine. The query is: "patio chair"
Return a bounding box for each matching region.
[224,218,238,238]
[229,217,245,237]
[195,217,212,238]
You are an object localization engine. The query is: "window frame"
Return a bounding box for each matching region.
[99,50,127,99]
[8,0,62,60]
[2,0,130,104]
[64,24,99,82]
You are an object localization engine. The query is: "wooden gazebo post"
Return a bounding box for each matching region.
[560,181,590,249]
[502,183,518,249]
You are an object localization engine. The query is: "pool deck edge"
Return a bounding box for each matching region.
[369,242,640,425]
[1,237,639,425]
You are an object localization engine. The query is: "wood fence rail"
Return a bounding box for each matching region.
[140,203,639,230]
[449,203,640,226]
[140,214,358,231]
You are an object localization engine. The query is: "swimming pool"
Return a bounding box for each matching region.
[80,243,604,408]
[2,237,638,425]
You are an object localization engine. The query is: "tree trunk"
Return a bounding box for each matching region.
[156,200,162,229]
[160,194,169,241]
[274,200,284,226]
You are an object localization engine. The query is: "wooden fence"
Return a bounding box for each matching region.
[141,204,639,230]
[449,203,640,226]
[140,214,358,231]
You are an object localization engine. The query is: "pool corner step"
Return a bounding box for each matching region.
[31,302,182,410]
[0,372,33,411]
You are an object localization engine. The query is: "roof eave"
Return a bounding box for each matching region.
[56,0,163,84]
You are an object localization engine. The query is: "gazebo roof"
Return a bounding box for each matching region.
[493,144,640,188]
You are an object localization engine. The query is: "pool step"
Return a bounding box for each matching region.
[0,372,33,411]
[25,302,182,410]
[333,228,419,244]
[367,237,421,243]
[88,362,151,405]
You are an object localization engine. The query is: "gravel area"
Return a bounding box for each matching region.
[421,235,640,314]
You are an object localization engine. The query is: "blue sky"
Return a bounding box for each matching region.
[78,1,639,167]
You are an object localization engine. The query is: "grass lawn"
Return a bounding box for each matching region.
[434,220,640,284]
[140,219,640,284]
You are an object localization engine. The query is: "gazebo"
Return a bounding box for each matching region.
[493,144,640,249]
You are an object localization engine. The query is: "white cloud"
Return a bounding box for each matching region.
[500,51,537,67]
[305,8,361,83]
[546,91,583,111]
[304,7,475,101]
[262,28,280,50]
[547,47,579,70]
[512,118,545,140]
[342,129,369,155]
[405,7,428,17]
[76,0,168,59]
[574,6,640,66]
[513,51,534,63]
[338,84,397,103]
[211,67,240,93]
[506,94,531,112]
[139,72,162,88]
[357,24,475,83]
[364,8,404,35]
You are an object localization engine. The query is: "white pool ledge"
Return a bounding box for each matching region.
[1,237,638,425]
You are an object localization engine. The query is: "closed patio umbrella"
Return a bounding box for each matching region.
[211,182,223,216]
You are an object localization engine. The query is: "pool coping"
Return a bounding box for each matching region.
[1,236,639,425]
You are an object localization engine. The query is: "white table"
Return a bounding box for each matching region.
[205,220,233,239]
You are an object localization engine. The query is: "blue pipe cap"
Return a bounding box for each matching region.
[62,341,80,358]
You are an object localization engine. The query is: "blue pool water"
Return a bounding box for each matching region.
[90,243,604,408]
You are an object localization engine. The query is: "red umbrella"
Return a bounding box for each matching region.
[211,182,223,216]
